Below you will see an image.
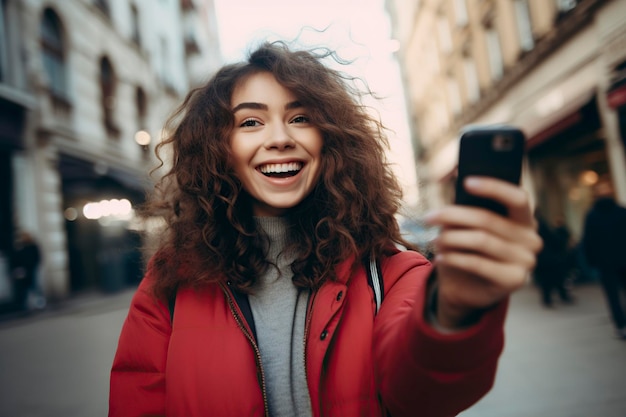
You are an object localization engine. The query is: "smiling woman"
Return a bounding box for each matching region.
[229,72,323,217]
[109,41,541,417]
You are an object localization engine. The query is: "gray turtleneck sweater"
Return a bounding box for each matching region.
[250,217,312,417]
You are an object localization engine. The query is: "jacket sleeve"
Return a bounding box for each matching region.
[374,251,508,417]
[108,269,171,417]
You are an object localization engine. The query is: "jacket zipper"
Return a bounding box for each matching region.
[222,284,270,417]
[303,290,317,415]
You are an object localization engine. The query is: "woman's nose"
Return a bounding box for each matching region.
[264,123,295,150]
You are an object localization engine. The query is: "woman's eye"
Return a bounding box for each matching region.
[290,115,309,124]
[240,119,261,127]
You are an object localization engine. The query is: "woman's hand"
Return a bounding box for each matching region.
[425,176,543,329]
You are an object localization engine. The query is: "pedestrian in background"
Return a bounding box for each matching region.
[109,41,541,417]
[534,211,573,307]
[553,215,576,285]
[581,182,626,339]
[11,231,42,312]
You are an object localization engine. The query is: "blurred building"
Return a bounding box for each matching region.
[387,0,626,240]
[0,0,222,307]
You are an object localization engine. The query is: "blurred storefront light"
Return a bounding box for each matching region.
[82,198,133,220]
[134,130,151,146]
[64,207,79,221]
[580,170,599,186]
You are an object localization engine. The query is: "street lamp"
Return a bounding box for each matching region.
[134,130,151,148]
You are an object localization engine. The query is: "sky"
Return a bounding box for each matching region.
[212,0,419,207]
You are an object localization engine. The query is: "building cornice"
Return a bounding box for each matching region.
[453,0,609,130]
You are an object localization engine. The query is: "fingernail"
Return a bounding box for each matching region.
[465,177,482,188]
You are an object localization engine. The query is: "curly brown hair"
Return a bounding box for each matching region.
[146,41,416,299]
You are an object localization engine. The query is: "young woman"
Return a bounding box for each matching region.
[109,42,541,417]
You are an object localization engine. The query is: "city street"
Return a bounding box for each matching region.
[0,290,134,417]
[460,283,626,417]
[0,282,625,416]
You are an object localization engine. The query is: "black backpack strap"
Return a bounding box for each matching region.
[168,287,177,324]
[229,283,258,341]
[168,283,258,341]
[365,257,384,315]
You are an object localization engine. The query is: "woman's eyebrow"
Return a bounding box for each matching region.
[232,101,303,113]
[232,102,267,113]
[285,101,302,110]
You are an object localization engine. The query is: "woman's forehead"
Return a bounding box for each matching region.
[231,72,299,108]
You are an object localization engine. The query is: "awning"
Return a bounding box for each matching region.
[607,83,626,109]
[523,88,596,149]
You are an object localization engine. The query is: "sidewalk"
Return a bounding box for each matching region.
[1,282,624,416]
[0,287,136,328]
[460,282,626,417]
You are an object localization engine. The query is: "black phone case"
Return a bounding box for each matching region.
[454,126,525,216]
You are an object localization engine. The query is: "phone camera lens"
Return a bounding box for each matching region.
[493,135,513,151]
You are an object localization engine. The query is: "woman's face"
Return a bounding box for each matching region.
[229,71,324,217]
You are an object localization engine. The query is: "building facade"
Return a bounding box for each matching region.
[0,0,221,308]
[387,0,626,241]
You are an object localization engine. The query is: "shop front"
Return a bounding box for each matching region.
[0,98,27,309]
[59,154,148,294]
[526,95,606,241]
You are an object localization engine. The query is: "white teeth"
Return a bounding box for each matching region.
[259,162,303,174]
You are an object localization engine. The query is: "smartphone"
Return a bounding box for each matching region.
[454,125,525,216]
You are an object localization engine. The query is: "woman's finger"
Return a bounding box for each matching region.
[436,251,530,296]
[435,228,537,269]
[426,206,543,253]
[462,176,533,224]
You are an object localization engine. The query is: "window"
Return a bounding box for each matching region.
[40,8,68,98]
[135,86,147,128]
[437,16,452,53]
[99,56,119,137]
[447,77,462,115]
[130,4,140,47]
[453,0,469,27]
[556,0,577,12]
[159,36,175,91]
[485,28,504,81]
[514,0,534,52]
[463,58,480,103]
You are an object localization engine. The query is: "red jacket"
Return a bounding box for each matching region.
[109,250,508,417]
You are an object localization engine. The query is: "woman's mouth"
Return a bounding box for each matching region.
[258,162,303,178]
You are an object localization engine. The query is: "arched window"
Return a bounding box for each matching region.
[130,4,141,46]
[99,56,119,137]
[135,86,147,128]
[40,8,68,99]
[484,22,504,82]
[514,0,534,52]
[463,57,480,103]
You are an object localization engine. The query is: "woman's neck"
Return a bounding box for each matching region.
[254,216,291,260]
